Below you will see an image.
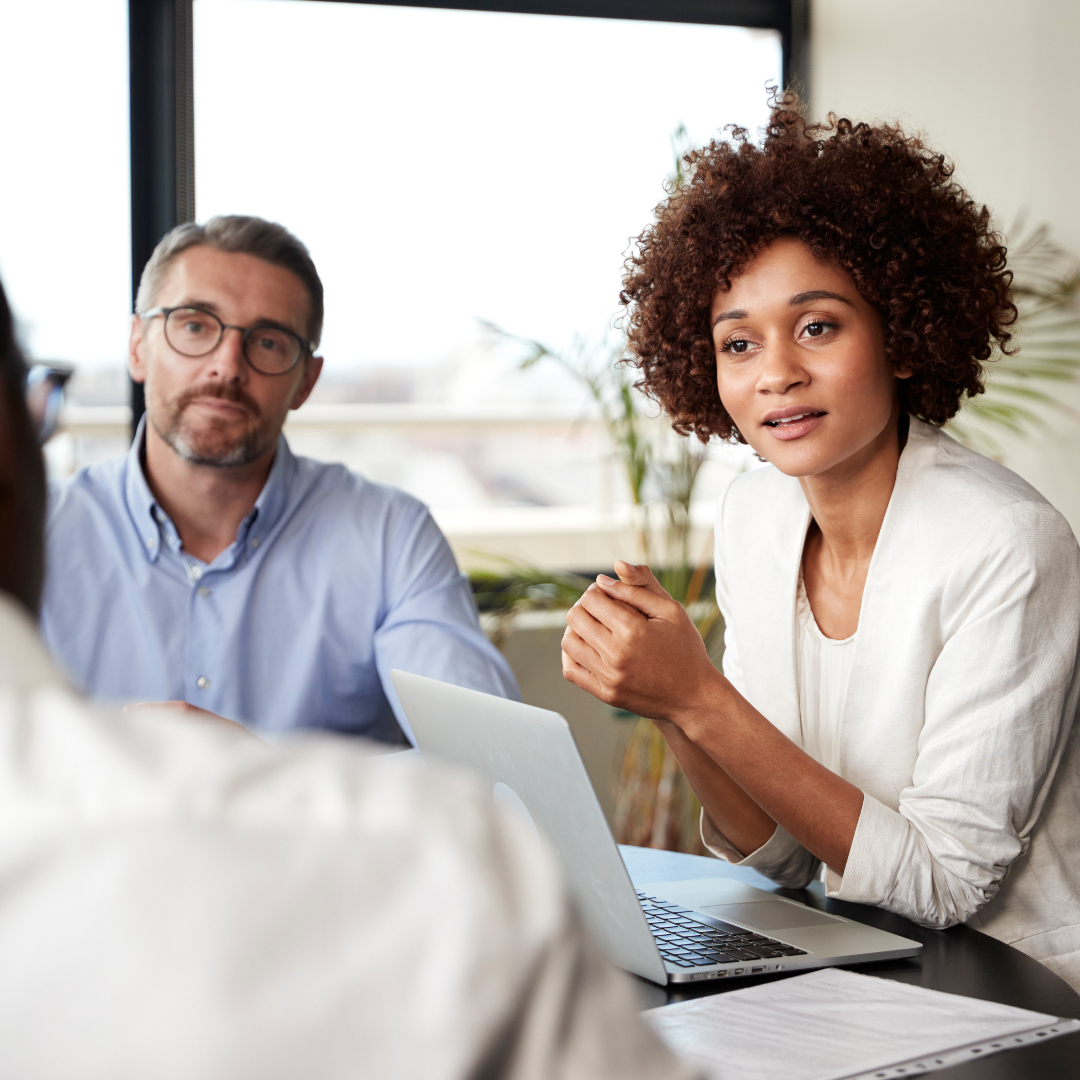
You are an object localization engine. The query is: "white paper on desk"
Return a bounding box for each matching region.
[645,967,1080,1080]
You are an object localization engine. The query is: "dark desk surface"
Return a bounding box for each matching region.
[621,845,1080,1079]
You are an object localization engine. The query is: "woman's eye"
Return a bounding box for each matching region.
[722,337,752,354]
[803,320,835,339]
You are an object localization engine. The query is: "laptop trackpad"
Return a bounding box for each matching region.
[700,901,842,931]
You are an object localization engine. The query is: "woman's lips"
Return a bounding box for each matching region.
[762,411,825,441]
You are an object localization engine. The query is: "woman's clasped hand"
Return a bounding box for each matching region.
[562,561,718,727]
[562,558,866,874]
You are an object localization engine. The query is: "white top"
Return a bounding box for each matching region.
[795,573,857,775]
[701,418,1080,992]
[0,596,691,1080]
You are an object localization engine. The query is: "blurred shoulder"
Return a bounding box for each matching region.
[0,682,558,909]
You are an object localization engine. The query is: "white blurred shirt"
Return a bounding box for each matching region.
[0,596,693,1080]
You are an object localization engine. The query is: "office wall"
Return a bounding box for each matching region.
[811,0,1080,537]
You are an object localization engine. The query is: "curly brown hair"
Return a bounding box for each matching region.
[621,94,1016,441]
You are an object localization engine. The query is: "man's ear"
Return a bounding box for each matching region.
[128,315,148,384]
[289,353,324,411]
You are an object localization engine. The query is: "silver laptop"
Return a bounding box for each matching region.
[391,671,920,986]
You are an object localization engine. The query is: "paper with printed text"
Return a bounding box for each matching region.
[645,967,1079,1080]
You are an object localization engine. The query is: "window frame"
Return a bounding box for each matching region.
[127,0,809,430]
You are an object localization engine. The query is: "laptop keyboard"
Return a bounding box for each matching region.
[636,891,808,969]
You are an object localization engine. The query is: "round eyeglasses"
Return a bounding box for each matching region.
[139,306,312,376]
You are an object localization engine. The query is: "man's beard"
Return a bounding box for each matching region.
[148,380,278,467]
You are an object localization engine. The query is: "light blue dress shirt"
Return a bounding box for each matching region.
[41,420,520,742]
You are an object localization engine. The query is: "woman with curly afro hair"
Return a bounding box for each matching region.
[562,95,1080,988]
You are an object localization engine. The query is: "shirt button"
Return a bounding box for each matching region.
[251,537,260,548]
[197,586,210,598]
[196,676,210,689]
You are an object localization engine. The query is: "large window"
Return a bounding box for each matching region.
[190,0,778,540]
[0,1,131,371]
[195,1,780,377]
[0,0,133,476]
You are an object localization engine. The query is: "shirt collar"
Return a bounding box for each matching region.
[123,415,297,564]
[241,431,295,550]
[124,416,165,562]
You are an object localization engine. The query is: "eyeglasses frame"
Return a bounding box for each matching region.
[138,305,314,376]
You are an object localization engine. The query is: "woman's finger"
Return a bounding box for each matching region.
[561,626,607,675]
[565,596,613,645]
[576,582,643,635]
[614,560,673,600]
[561,642,609,700]
[594,573,677,620]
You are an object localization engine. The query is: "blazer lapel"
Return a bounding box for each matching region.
[723,469,809,741]
[773,501,812,741]
[835,418,935,785]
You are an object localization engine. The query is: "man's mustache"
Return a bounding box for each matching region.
[177,382,261,418]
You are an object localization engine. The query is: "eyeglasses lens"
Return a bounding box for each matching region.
[244,327,301,374]
[165,308,223,356]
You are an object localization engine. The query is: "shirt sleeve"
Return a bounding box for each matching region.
[374,503,520,744]
[831,501,1080,928]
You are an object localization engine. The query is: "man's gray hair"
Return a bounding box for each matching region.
[135,215,324,349]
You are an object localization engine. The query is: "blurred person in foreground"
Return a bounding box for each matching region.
[0,277,690,1077]
[41,215,517,742]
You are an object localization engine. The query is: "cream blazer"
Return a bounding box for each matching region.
[704,417,1080,989]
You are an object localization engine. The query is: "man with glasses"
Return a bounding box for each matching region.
[40,215,518,740]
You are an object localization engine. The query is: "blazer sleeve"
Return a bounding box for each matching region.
[833,501,1080,928]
